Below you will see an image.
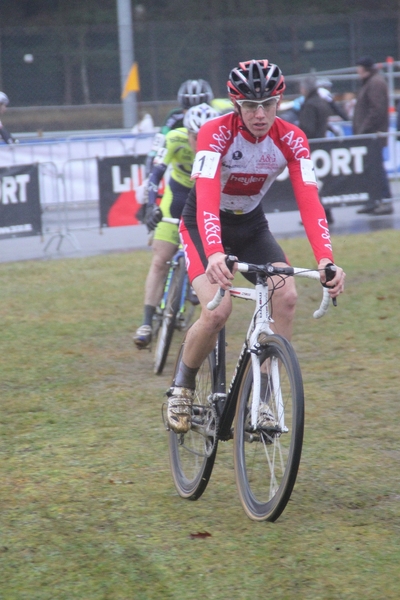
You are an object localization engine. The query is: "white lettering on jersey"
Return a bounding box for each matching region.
[300,158,317,186]
[209,125,232,152]
[203,211,221,245]
[191,151,220,179]
[318,218,332,252]
[280,130,310,159]
[230,174,265,185]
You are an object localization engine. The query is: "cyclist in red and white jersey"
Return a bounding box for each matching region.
[166,59,346,434]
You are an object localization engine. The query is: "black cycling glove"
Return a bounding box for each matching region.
[145,204,162,232]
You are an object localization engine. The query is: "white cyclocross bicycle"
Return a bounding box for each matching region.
[165,257,336,522]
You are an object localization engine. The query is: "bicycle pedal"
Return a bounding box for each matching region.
[134,343,151,352]
[136,343,152,352]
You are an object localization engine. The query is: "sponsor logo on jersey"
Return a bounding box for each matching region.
[256,153,278,170]
[222,172,268,195]
[209,125,232,153]
[232,150,243,160]
[318,218,332,252]
[280,130,310,159]
[203,211,221,246]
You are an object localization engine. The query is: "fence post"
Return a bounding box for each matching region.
[386,56,396,116]
[385,57,399,190]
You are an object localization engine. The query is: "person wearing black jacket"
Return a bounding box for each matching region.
[316,77,348,135]
[298,75,332,139]
[298,76,334,223]
[353,56,393,216]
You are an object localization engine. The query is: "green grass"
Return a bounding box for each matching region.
[1,230,400,599]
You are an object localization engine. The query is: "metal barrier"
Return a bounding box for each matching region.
[39,159,100,253]
[315,130,400,199]
[0,132,153,169]
[0,133,153,251]
[261,132,400,215]
[1,128,399,254]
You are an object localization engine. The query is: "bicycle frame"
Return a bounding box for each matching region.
[156,215,186,314]
[159,248,185,311]
[154,242,199,375]
[209,265,330,440]
[159,261,175,312]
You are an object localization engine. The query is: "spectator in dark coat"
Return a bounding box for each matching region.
[298,76,334,223]
[316,77,349,133]
[298,75,332,139]
[353,56,393,215]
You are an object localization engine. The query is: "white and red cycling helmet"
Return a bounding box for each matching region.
[227,59,285,102]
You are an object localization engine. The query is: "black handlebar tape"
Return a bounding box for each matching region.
[324,263,337,306]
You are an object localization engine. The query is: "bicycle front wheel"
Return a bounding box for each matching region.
[154,257,186,375]
[168,343,218,500]
[234,335,304,522]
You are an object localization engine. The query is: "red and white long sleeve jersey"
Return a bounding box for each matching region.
[190,111,333,264]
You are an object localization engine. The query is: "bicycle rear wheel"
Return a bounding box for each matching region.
[168,342,218,500]
[151,306,163,341]
[234,335,304,521]
[175,284,199,334]
[154,257,186,375]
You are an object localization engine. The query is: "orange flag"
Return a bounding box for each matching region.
[121,62,140,99]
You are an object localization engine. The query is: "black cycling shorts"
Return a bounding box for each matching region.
[180,201,287,285]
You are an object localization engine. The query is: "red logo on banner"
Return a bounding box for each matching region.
[107,180,165,227]
[222,172,267,195]
[108,190,139,226]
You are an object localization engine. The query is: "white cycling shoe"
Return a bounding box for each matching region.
[133,324,152,349]
[167,387,195,433]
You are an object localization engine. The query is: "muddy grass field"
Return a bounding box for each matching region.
[1,230,399,599]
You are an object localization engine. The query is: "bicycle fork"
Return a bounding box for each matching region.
[247,283,286,432]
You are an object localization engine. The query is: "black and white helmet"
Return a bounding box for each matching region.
[0,92,9,105]
[177,79,214,109]
[183,102,219,133]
